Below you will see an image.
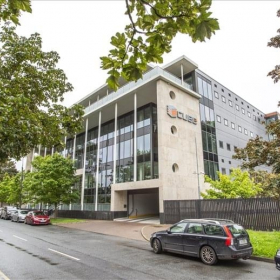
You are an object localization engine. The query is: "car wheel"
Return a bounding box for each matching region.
[152,238,162,254]
[200,246,217,265]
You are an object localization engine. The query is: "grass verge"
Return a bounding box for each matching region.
[51,218,87,224]
[247,229,280,259]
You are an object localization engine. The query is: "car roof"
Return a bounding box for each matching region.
[179,218,235,225]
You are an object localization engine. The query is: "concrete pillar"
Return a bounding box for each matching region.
[134,93,137,182]
[95,111,102,211]
[81,118,89,210]
[113,103,118,184]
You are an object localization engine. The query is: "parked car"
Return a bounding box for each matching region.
[11,209,29,223]
[150,218,253,265]
[0,206,17,220]
[24,211,50,225]
[275,248,280,271]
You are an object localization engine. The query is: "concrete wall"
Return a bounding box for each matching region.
[156,80,204,213]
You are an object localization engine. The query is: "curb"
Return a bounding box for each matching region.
[141,225,151,242]
[250,256,274,263]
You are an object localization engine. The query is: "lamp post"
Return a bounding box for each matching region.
[194,137,204,199]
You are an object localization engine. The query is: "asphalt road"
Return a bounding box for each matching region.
[0,219,279,280]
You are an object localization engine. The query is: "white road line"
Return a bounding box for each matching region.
[0,269,10,280]
[13,235,27,242]
[48,248,80,261]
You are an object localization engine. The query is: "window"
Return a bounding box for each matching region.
[221,159,224,163]
[231,122,235,129]
[222,168,226,174]
[241,101,244,105]
[214,84,217,88]
[216,115,221,123]
[238,126,242,133]
[229,161,231,164]
[247,105,250,108]
[219,141,223,148]
[234,146,237,151]
[204,225,224,236]
[186,223,203,234]
[214,91,219,99]
[222,89,224,92]
[229,100,233,107]
[244,128,248,135]
[170,222,188,233]
[222,95,226,103]
[241,108,245,114]
[227,143,231,151]
[248,111,251,118]
[235,104,239,111]
[235,98,238,101]
[250,131,253,137]
[224,119,228,126]
[253,115,256,121]
[228,93,231,97]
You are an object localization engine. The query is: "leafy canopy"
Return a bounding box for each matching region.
[201,168,262,199]
[0,0,31,25]
[267,9,280,85]
[26,153,79,210]
[0,25,84,162]
[101,0,219,90]
[234,120,280,199]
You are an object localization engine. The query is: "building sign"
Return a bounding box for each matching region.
[167,105,197,125]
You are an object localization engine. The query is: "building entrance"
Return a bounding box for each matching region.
[127,188,159,219]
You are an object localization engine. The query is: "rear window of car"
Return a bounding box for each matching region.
[20,210,29,214]
[226,224,247,237]
[204,224,225,236]
[34,212,45,216]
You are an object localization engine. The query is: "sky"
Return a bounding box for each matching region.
[16,0,280,114]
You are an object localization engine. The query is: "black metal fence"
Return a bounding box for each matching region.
[163,197,280,231]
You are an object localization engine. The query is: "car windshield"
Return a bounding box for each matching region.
[227,224,247,237]
[34,212,45,216]
[20,210,29,214]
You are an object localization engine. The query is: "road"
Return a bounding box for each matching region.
[0,219,279,280]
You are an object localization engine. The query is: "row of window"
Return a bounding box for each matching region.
[214,91,263,122]
[216,115,255,137]
[219,141,238,153]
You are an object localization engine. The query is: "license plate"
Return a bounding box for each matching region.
[239,239,247,245]
[40,219,45,222]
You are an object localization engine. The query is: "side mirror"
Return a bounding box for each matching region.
[167,229,171,234]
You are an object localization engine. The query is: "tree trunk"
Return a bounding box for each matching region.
[54,203,58,218]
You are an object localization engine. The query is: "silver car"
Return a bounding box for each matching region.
[11,210,29,223]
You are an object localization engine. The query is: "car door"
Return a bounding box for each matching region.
[183,223,205,257]
[164,222,188,253]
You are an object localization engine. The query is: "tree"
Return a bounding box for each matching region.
[0,25,84,162]
[27,153,79,217]
[101,0,219,90]
[0,174,11,206]
[233,120,280,199]
[0,0,31,25]
[201,168,262,199]
[0,159,17,182]
[267,9,280,86]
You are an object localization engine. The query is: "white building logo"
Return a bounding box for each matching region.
[167,105,197,125]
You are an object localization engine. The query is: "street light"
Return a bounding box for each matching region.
[193,171,205,199]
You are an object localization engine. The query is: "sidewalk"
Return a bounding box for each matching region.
[56,220,171,242]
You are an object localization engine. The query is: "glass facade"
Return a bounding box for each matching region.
[61,103,158,211]
[197,74,219,180]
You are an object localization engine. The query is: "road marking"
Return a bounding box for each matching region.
[48,248,80,261]
[0,269,10,280]
[13,235,27,242]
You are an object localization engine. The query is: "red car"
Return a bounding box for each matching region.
[24,211,50,225]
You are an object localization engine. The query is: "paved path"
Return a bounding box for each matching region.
[56,220,171,242]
